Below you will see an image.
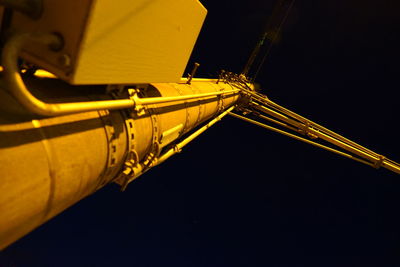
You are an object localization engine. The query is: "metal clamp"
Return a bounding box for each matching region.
[94,109,120,189]
[301,122,318,139]
[374,155,385,169]
[142,108,161,168]
[217,89,226,114]
[114,109,142,191]
[128,88,146,116]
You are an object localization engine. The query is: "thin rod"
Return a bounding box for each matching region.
[256,97,382,158]
[250,101,384,164]
[157,106,236,165]
[137,89,240,106]
[241,85,383,158]
[229,112,376,168]
[251,101,305,129]
[258,113,299,132]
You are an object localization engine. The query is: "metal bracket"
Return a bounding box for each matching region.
[117,154,143,191]
[114,109,142,191]
[96,109,119,189]
[217,89,225,114]
[142,108,161,168]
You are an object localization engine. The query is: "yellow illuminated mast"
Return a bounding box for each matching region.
[0,0,399,251]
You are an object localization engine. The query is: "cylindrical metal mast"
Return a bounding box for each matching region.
[0,76,241,249]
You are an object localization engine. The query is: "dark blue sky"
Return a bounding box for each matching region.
[2,0,400,266]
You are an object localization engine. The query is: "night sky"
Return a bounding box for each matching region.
[2,0,400,266]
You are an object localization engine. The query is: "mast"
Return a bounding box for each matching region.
[0,0,399,251]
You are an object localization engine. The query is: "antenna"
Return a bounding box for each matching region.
[242,0,295,82]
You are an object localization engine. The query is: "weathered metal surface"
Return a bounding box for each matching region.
[0,77,240,249]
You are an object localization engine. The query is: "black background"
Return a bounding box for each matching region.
[2,0,400,266]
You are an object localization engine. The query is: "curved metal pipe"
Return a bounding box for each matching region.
[1,33,135,116]
[1,32,241,117]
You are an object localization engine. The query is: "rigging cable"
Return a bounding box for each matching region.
[242,0,296,82]
[251,0,295,82]
[218,72,400,174]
